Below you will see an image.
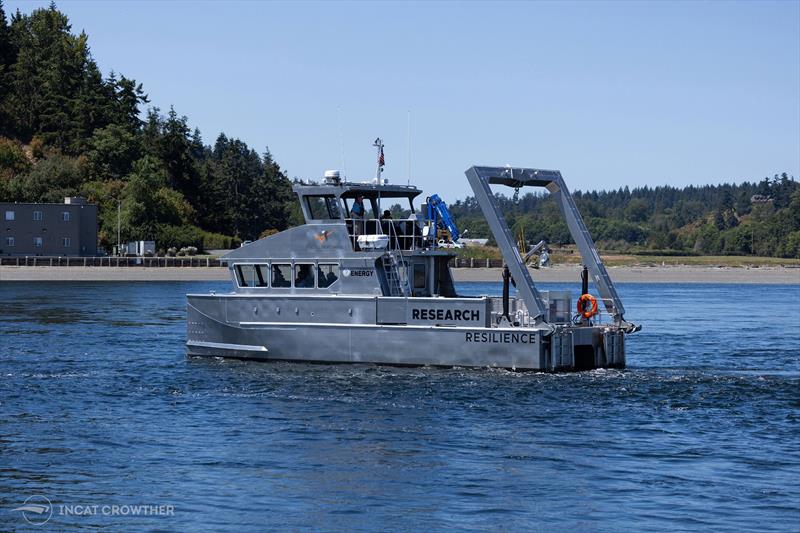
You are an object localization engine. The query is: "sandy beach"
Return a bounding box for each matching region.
[1,264,798,284]
[452,265,800,284]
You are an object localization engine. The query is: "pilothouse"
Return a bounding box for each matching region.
[186,140,639,370]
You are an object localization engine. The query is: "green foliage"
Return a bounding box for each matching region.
[0,136,30,177]
[153,224,204,250]
[201,230,241,250]
[450,174,800,258]
[6,152,85,202]
[0,3,296,254]
[85,124,140,181]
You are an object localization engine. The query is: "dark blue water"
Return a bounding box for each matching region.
[1,281,799,532]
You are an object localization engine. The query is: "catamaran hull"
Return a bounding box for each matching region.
[187,296,626,371]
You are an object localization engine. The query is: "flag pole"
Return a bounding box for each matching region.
[373,137,384,215]
[373,137,384,181]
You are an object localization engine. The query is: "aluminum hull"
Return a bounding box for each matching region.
[187,295,626,371]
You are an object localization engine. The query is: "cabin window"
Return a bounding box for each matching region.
[33,236,43,248]
[294,263,316,288]
[62,211,70,221]
[413,263,427,289]
[305,195,341,220]
[5,236,14,246]
[255,265,270,287]
[342,197,378,219]
[33,211,42,221]
[325,197,341,218]
[62,237,71,247]
[235,264,269,288]
[317,263,339,288]
[235,264,256,287]
[271,264,292,287]
[4,210,14,221]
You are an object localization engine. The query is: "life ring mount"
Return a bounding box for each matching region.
[577,293,598,319]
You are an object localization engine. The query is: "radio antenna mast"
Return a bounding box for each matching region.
[337,106,347,180]
[406,110,411,186]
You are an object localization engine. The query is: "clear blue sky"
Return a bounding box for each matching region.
[8,0,800,200]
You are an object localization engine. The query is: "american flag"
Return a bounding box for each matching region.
[378,146,385,168]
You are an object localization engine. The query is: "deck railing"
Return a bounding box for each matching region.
[0,256,225,267]
[0,254,519,269]
[345,218,423,252]
[488,296,618,327]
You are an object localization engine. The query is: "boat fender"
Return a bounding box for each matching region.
[577,293,598,319]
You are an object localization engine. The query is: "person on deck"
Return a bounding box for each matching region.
[350,195,366,219]
[350,195,366,235]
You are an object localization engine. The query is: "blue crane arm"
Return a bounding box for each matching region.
[428,194,459,241]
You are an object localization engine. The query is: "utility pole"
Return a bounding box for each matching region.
[117,199,121,257]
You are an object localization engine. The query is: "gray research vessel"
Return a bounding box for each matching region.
[187,152,639,371]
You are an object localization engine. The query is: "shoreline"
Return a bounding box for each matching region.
[1,265,798,284]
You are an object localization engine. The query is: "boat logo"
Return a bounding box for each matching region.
[315,230,331,243]
[13,495,52,525]
[343,269,373,277]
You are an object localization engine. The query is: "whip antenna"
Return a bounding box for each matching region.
[407,110,411,186]
[337,106,347,180]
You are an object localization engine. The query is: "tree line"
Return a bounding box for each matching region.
[449,174,800,258]
[0,3,295,252]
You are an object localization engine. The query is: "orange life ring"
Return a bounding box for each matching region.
[577,293,598,319]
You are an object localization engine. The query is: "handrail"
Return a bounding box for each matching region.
[344,218,421,252]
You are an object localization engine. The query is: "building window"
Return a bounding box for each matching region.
[34,237,43,247]
[62,237,71,247]
[33,211,42,221]
[4,210,14,221]
[294,263,316,288]
[62,211,70,222]
[5,236,14,247]
[317,263,339,288]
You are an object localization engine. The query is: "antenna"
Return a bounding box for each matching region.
[337,106,347,180]
[407,110,411,186]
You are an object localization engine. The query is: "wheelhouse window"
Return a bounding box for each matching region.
[305,195,342,220]
[271,264,292,287]
[4,210,14,221]
[33,211,42,221]
[235,264,268,288]
[317,263,339,288]
[294,263,316,288]
[255,265,270,287]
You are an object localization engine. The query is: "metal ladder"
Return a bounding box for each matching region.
[381,251,411,296]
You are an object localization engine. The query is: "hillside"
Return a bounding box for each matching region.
[0,3,296,252]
